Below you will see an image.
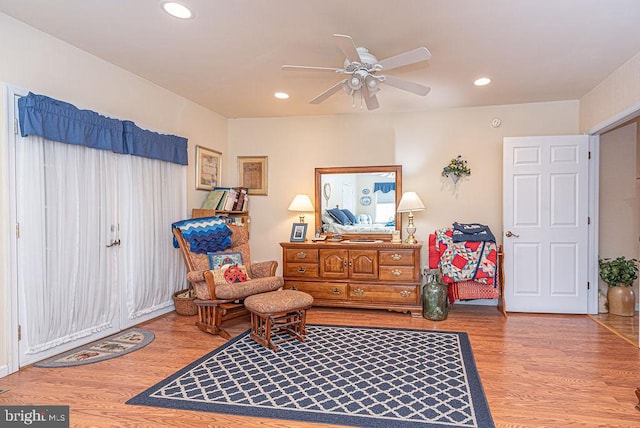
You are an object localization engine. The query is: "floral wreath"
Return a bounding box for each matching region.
[442,155,471,178]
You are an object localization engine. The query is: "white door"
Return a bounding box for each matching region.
[342,183,354,212]
[503,135,589,313]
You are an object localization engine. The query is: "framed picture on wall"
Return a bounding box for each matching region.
[237,156,268,195]
[290,223,308,242]
[195,146,222,191]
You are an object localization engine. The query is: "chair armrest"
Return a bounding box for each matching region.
[250,261,278,278]
[186,270,206,283]
[186,269,218,300]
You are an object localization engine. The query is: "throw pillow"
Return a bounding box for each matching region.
[327,208,352,225]
[208,252,244,270]
[321,212,336,224]
[212,264,251,286]
[341,208,357,224]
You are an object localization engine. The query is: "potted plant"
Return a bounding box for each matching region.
[598,256,638,316]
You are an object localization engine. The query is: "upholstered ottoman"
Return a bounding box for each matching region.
[244,289,313,352]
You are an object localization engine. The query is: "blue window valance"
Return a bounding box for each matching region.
[18,92,188,165]
[122,121,187,165]
[374,182,396,193]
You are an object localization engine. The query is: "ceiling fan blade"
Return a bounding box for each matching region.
[377,47,432,71]
[282,65,342,72]
[361,86,380,110]
[382,75,431,96]
[310,79,347,104]
[333,34,361,64]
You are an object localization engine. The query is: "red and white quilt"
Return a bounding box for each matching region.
[433,228,497,285]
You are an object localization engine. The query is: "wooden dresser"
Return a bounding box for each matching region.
[280,241,423,317]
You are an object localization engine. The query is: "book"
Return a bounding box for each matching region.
[223,188,237,211]
[230,187,241,211]
[234,187,248,211]
[212,187,230,210]
[201,189,226,210]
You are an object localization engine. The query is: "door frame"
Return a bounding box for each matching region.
[586,100,640,316]
[588,135,599,315]
[3,84,21,376]
[0,83,19,377]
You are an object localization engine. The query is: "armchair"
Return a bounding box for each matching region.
[173,223,283,339]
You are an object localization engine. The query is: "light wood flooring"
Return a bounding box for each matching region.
[590,311,639,347]
[1,305,640,427]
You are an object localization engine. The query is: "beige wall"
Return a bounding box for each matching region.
[599,122,639,301]
[580,50,640,132]
[0,13,227,372]
[228,101,580,266]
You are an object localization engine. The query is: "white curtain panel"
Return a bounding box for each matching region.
[118,155,186,324]
[16,136,118,354]
[16,134,186,354]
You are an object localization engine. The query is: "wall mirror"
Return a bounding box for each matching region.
[315,165,402,240]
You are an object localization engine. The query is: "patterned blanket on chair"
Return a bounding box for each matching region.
[172,216,232,254]
[434,228,497,285]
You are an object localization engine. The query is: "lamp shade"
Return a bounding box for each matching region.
[397,191,425,212]
[288,194,314,213]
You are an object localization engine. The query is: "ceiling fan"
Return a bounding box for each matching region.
[282,34,432,110]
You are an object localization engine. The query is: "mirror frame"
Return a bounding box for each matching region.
[314,165,402,241]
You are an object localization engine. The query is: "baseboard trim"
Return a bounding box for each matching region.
[454,299,498,306]
[0,364,9,379]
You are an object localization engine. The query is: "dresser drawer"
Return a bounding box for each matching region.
[348,284,419,304]
[285,281,347,300]
[284,248,319,263]
[284,263,319,278]
[379,249,415,266]
[379,266,416,281]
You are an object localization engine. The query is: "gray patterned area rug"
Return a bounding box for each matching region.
[126,325,494,428]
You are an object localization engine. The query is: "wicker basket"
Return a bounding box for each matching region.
[173,288,197,316]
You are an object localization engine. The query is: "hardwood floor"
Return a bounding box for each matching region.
[590,311,639,347]
[2,305,640,427]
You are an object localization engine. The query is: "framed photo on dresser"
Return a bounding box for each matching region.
[290,223,308,242]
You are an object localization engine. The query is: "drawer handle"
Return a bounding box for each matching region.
[353,288,364,296]
[391,253,402,261]
[400,290,411,298]
[331,288,342,295]
[297,266,307,273]
[290,286,298,291]
[392,269,402,276]
[296,251,307,259]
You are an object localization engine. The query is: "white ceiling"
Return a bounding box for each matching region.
[2,0,640,119]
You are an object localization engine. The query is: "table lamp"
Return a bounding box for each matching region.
[397,191,425,244]
[288,194,314,223]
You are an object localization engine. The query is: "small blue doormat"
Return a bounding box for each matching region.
[127,325,494,427]
[35,328,154,368]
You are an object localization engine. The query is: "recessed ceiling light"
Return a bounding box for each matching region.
[474,77,491,86]
[162,2,193,19]
[274,92,289,99]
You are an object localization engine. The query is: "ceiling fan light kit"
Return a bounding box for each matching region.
[283,34,431,111]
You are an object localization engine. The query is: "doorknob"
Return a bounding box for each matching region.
[505,231,520,238]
